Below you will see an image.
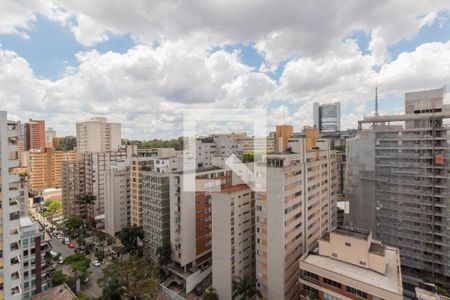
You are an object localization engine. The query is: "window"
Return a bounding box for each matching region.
[324,293,342,300]
[359,261,366,266]
[332,252,338,258]
[345,242,351,247]
[304,271,319,281]
[323,278,342,289]
[346,286,368,299]
[303,284,318,294]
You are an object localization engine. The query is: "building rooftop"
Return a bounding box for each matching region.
[303,245,401,295]
[333,225,370,240]
[218,184,249,193]
[173,166,223,175]
[369,242,386,256]
[30,284,76,300]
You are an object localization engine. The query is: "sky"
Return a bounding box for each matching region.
[1,1,450,139]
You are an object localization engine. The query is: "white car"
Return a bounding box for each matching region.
[50,251,58,258]
[56,234,62,240]
[91,260,101,267]
[58,257,64,264]
[64,237,70,245]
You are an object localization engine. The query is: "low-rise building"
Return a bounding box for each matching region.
[299,226,403,300]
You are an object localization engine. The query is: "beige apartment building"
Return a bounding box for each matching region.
[76,117,121,153]
[130,150,180,226]
[236,135,275,154]
[105,161,130,236]
[29,147,77,191]
[211,184,256,300]
[275,125,293,153]
[164,167,232,295]
[299,226,403,300]
[256,132,338,300]
[61,156,86,217]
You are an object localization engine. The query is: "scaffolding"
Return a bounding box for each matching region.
[351,93,450,291]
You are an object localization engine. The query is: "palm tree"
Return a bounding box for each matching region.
[203,287,219,300]
[232,276,257,300]
[77,194,96,222]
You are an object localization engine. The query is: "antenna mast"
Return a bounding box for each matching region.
[375,86,379,116]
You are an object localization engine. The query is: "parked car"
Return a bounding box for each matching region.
[64,237,70,245]
[74,247,85,254]
[91,260,101,267]
[56,234,62,240]
[52,232,58,238]
[50,251,58,258]
[58,257,64,264]
[68,242,76,249]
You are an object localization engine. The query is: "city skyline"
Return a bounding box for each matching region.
[1,2,450,139]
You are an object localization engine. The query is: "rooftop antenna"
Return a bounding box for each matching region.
[375,86,379,116]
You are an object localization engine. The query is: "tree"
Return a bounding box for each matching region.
[97,257,159,299]
[43,200,62,220]
[77,194,96,221]
[95,248,105,262]
[55,136,77,151]
[232,276,257,300]
[119,224,144,257]
[203,287,219,300]
[156,243,172,267]
[100,278,121,300]
[64,253,91,282]
[65,216,84,237]
[52,270,76,291]
[242,151,255,163]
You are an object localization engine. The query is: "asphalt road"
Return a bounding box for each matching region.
[46,225,104,298]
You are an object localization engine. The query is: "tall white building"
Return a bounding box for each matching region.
[256,134,338,300]
[211,184,255,300]
[105,160,130,236]
[0,112,25,299]
[313,102,341,132]
[45,128,56,148]
[76,117,121,153]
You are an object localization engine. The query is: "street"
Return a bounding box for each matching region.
[49,231,104,298]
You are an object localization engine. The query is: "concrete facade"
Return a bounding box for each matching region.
[348,88,450,293]
[211,185,255,300]
[105,161,130,236]
[299,226,403,300]
[256,136,338,300]
[76,117,121,153]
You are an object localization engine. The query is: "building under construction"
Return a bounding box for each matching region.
[346,88,450,295]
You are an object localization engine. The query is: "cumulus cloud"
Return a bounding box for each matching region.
[1,1,450,137]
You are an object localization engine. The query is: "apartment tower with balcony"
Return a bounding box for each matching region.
[0,112,26,299]
[256,130,338,300]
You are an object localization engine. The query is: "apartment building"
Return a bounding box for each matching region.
[0,112,26,299]
[275,125,293,153]
[256,133,338,300]
[165,167,232,295]
[347,88,450,293]
[299,226,403,300]
[24,119,46,151]
[45,128,56,148]
[130,151,180,226]
[29,148,77,191]
[236,135,275,154]
[20,216,52,299]
[313,102,341,133]
[76,117,121,153]
[142,172,171,262]
[105,161,130,236]
[211,184,256,300]
[61,156,85,217]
